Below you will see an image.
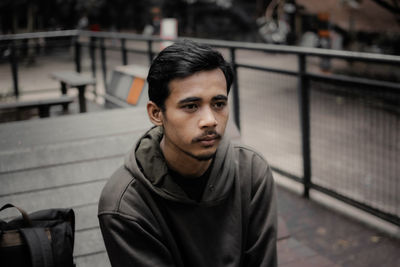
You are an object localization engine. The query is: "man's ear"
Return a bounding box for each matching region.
[147,101,164,126]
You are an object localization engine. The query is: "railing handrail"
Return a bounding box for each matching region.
[0,30,79,41]
[79,31,400,64]
[80,30,163,42]
[1,30,400,65]
[188,37,400,64]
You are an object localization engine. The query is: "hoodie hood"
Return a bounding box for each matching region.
[124,126,236,205]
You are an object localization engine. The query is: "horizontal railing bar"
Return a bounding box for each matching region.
[2,30,400,65]
[0,30,79,40]
[307,72,400,91]
[84,32,400,64]
[236,63,298,76]
[94,32,400,65]
[0,42,74,50]
[80,30,162,42]
[80,42,148,55]
[236,63,400,91]
[189,37,400,65]
[126,48,150,55]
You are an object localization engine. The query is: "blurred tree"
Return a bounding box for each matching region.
[370,0,400,23]
[0,0,26,34]
[98,0,148,32]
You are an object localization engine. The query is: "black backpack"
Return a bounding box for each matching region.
[0,203,75,267]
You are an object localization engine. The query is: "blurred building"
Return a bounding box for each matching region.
[1,0,399,54]
[296,0,400,53]
[258,0,400,54]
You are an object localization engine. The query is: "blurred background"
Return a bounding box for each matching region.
[1,0,400,53]
[1,1,399,266]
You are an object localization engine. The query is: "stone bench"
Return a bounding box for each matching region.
[0,95,74,118]
[51,71,96,113]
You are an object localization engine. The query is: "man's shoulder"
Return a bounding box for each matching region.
[231,141,269,167]
[98,166,143,217]
[230,141,273,190]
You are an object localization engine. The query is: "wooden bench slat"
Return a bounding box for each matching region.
[0,180,106,218]
[0,134,138,174]
[0,157,122,196]
[74,228,106,258]
[73,204,101,231]
[0,107,151,151]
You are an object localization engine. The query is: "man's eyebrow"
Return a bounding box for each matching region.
[178,97,202,104]
[212,95,228,101]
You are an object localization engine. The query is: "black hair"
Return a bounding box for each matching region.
[147,40,233,110]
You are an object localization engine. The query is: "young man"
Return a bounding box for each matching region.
[98,40,277,267]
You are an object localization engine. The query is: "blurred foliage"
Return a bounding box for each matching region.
[0,0,149,33]
[0,0,399,52]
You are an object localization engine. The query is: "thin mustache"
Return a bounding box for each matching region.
[192,130,221,142]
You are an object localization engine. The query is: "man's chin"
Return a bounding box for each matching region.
[183,149,216,161]
[193,152,215,161]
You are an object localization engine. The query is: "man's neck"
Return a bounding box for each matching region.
[160,137,212,178]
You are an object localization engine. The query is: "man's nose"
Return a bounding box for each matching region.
[199,107,217,128]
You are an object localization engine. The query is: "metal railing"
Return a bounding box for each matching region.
[1,30,399,227]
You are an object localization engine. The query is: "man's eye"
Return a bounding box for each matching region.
[182,104,198,111]
[213,101,226,109]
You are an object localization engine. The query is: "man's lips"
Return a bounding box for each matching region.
[198,135,218,141]
[195,134,221,146]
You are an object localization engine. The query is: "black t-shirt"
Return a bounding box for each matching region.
[169,161,213,202]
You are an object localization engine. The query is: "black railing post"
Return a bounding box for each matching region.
[9,41,19,98]
[74,39,81,73]
[100,38,108,91]
[298,54,312,198]
[147,40,154,65]
[89,36,97,96]
[230,47,241,131]
[121,38,128,65]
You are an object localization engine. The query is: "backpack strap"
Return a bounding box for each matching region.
[0,203,32,227]
[20,227,55,267]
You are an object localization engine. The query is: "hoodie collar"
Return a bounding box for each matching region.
[125,126,236,205]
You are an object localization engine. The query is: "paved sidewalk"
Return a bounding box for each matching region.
[276,185,400,267]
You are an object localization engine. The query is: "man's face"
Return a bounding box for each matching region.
[161,68,229,161]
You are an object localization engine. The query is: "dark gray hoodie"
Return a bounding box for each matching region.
[98,126,277,267]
